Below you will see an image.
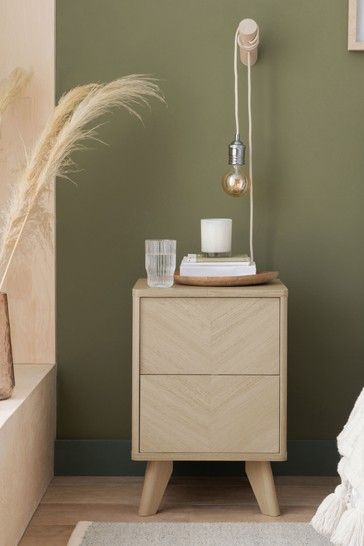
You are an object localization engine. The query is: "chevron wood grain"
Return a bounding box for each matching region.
[140,298,279,375]
[140,375,279,453]
[132,279,288,516]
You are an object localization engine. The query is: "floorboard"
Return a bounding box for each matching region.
[20,476,338,545]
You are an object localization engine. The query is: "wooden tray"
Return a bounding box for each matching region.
[174,271,279,287]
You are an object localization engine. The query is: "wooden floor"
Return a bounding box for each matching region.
[20,476,338,546]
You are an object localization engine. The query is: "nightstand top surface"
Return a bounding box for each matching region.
[133,279,288,298]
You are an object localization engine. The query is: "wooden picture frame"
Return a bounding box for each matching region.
[348,0,364,50]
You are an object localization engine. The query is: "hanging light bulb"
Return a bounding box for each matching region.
[222,135,250,197]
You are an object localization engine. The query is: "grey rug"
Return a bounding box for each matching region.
[68,522,331,545]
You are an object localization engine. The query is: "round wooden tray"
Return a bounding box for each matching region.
[174,271,279,287]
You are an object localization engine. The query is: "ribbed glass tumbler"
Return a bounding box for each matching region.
[145,239,176,288]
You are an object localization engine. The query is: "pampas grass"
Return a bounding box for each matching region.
[0,75,162,290]
[0,67,31,121]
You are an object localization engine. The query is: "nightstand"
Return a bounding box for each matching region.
[132,279,288,517]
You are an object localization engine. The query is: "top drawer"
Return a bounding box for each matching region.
[140,298,280,374]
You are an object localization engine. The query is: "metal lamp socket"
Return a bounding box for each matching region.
[228,136,246,166]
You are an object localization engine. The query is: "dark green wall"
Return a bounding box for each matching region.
[57,0,364,442]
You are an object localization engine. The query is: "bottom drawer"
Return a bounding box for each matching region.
[140,375,279,453]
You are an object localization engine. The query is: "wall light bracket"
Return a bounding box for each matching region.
[238,19,259,66]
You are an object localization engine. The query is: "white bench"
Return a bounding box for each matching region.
[0,364,56,546]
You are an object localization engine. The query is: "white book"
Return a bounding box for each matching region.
[180,258,256,277]
[185,253,250,263]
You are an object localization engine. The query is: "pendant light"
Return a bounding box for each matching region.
[221,18,259,262]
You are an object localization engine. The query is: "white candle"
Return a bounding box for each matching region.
[201,218,232,254]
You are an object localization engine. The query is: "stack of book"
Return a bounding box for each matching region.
[180,254,256,277]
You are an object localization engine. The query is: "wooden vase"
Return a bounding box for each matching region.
[0,293,14,400]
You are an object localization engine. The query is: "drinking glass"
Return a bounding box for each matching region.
[145,240,176,288]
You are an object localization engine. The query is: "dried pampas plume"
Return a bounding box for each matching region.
[0,67,32,121]
[0,75,163,290]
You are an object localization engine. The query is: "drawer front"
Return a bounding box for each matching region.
[140,375,280,453]
[140,298,280,374]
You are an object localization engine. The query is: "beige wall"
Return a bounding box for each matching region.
[0,0,55,364]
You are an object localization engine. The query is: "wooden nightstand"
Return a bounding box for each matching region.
[132,279,288,517]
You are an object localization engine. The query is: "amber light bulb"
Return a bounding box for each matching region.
[221,136,250,197]
[222,164,250,197]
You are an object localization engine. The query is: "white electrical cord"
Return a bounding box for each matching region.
[247,51,254,264]
[234,28,240,137]
[234,27,259,263]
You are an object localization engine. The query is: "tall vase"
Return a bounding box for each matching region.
[0,293,14,400]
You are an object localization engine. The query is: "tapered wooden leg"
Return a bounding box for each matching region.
[245,461,280,517]
[138,461,173,516]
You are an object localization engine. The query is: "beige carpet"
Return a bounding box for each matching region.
[68,521,331,545]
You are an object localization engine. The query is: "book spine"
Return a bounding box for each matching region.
[187,254,250,263]
[180,265,257,277]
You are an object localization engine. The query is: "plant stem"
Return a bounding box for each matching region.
[0,209,30,292]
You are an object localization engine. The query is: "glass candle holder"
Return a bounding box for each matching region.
[145,239,176,288]
[201,219,232,256]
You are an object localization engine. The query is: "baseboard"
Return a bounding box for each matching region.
[55,439,339,476]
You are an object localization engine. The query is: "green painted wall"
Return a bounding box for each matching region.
[57,0,364,441]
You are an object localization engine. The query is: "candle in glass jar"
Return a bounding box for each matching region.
[201,218,232,255]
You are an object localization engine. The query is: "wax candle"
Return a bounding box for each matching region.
[201,218,232,255]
